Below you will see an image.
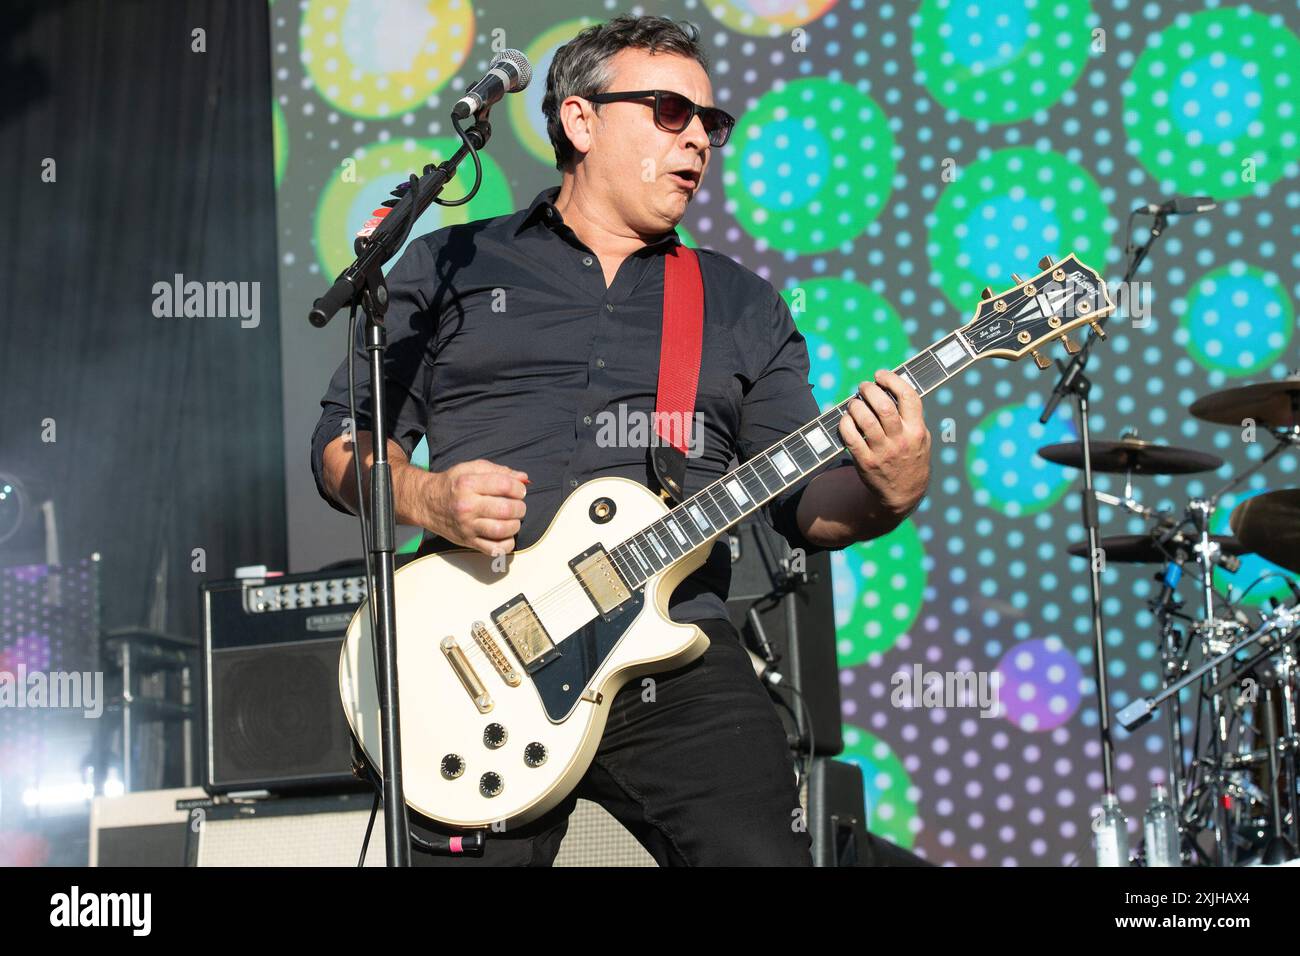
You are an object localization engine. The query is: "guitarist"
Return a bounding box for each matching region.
[312,15,931,866]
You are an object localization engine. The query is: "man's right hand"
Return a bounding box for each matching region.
[320,435,528,557]
[426,459,529,556]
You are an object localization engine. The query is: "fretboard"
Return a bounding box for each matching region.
[605,328,976,590]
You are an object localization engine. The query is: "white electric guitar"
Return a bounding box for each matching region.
[339,254,1115,829]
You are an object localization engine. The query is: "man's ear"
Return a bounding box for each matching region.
[560,96,596,162]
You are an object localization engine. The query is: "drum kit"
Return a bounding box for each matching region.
[1038,375,1300,866]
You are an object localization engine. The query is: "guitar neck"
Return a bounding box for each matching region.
[605,327,979,589]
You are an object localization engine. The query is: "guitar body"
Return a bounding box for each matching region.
[338,476,713,829]
[337,252,1115,833]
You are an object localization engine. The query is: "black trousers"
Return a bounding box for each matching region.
[408,617,813,866]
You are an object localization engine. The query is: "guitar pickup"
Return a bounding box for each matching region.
[491,595,560,674]
[569,545,632,620]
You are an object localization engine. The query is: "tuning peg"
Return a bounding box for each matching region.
[1030,349,1052,369]
[1038,255,1055,270]
[1089,320,1107,340]
[1011,273,1026,284]
[1062,334,1080,354]
[980,286,994,299]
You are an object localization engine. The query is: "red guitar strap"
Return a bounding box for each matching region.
[651,243,704,503]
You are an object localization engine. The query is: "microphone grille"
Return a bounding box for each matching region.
[492,49,532,91]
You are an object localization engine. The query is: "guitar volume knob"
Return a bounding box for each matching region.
[440,754,464,780]
[524,742,547,768]
[484,723,507,749]
[479,772,503,798]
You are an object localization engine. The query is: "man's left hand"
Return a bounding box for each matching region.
[838,369,931,519]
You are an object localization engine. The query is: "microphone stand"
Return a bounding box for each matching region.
[307,115,493,867]
[1038,211,1168,806]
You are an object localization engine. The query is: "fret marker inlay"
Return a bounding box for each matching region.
[688,504,710,532]
[805,427,832,454]
[724,479,750,506]
[772,449,797,477]
[935,338,967,368]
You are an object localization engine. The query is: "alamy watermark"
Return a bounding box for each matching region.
[594,404,705,458]
[0,665,103,718]
[890,664,1002,718]
[152,274,261,328]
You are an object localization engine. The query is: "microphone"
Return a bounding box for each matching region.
[1140,195,1217,216]
[450,49,531,121]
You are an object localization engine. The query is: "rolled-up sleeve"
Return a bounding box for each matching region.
[737,285,852,554]
[310,236,439,514]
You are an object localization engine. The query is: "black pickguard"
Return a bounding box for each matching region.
[531,589,645,721]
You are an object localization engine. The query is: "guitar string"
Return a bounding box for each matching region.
[460,345,939,632]
[411,270,1105,670]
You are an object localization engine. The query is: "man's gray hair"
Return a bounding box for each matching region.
[541,15,710,172]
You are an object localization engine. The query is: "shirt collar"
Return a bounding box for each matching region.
[514,186,682,253]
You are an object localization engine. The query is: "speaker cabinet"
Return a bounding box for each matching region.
[805,758,869,867]
[725,518,844,755]
[188,793,386,866]
[201,568,369,794]
[89,787,207,866]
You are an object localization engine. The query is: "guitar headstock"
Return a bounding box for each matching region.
[960,255,1117,369]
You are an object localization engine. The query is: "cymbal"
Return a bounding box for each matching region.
[1189,377,1300,430]
[1230,489,1300,574]
[1066,533,1248,565]
[1037,436,1224,475]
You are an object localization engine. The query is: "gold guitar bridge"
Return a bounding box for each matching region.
[472,620,521,687]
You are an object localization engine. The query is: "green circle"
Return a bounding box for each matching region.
[314,138,515,281]
[913,0,1094,123]
[782,279,913,408]
[299,0,473,119]
[965,403,1076,517]
[1180,264,1294,377]
[272,99,288,190]
[1123,7,1300,198]
[508,18,600,168]
[840,725,918,850]
[723,79,895,254]
[834,520,927,666]
[926,147,1110,313]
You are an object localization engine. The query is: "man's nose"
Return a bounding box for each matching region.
[679,113,710,152]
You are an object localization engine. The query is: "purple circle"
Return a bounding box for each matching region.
[995,638,1083,732]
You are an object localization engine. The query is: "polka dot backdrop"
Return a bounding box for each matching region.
[271,0,1300,865]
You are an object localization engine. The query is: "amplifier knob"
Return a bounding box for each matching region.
[440,754,464,780]
[524,742,547,768]
[479,772,503,797]
[483,723,507,749]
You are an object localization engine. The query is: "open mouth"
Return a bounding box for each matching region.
[667,169,699,190]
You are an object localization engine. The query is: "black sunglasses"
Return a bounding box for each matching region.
[583,89,735,147]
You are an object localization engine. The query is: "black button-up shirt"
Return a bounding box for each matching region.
[311,187,844,623]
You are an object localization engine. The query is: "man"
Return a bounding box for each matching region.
[312,15,930,866]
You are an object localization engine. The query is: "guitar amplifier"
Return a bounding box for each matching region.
[188,792,386,866]
[89,787,207,866]
[201,565,370,795]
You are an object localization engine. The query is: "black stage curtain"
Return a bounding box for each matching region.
[0,0,286,639]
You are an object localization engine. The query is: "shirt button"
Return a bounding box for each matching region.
[582,256,593,267]
[583,415,593,426]
[569,478,578,489]
[545,207,554,218]
[595,358,606,368]
[605,303,614,312]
